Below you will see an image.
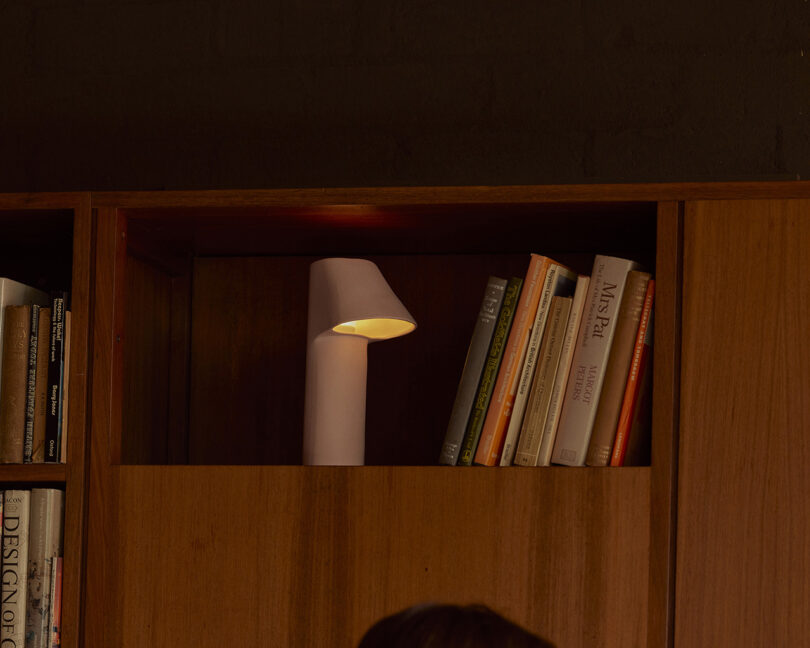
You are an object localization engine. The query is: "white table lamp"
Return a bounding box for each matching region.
[303,258,416,465]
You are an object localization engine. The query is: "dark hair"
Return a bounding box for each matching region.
[357,603,555,648]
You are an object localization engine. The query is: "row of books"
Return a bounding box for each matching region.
[440,254,654,467]
[0,278,70,464]
[1,489,65,648]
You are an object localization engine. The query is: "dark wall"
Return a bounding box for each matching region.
[1,1,808,191]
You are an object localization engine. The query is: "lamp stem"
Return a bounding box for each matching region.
[303,334,368,465]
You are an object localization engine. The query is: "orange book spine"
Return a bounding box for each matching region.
[474,254,550,465]
[610,279,655,466]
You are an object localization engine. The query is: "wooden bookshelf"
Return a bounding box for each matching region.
[80,186,673,648]
[0,192,92,648]
[5,183,810,647]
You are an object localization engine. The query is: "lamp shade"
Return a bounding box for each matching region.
[303,258,416,465]
[306,258,416,341]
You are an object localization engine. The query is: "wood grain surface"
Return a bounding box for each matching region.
[647,201,682,648]
[91,180,810,209]
[677,199,810,646]
[61,194,93,648]
[0,463,66,483]
[84,206,123,648]
[106,466,649,648]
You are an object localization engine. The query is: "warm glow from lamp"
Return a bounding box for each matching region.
[332,318,416,339]
[303,258,416,465]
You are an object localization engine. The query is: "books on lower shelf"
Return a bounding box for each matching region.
[0,488,65,648]
[441,254,655,468]
[0,283,70,465]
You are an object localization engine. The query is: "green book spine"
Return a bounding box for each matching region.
[458,277,522,466]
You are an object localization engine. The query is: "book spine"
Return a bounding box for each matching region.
[457,277,522,466]
[474,255,550,466]
[0,279,49,400]
[25,488,65,648]
[439,277,508,465]
[48,558,62,648]
[585,271,652,466]
[44,294,67,463]
[498,265,558,466]
[513,297,572,465]
[0,306,32,463]
[537,276,590,466]
[611,282,656,466]
[59,313,71,465]
[622,332,654,467]
[2,490,31,648]
[23,305,41,464]
[501,265,578,465]
[32,309,51,464]
[551,256,640,466]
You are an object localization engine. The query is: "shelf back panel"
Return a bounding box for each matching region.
[0,209,74,293]
[122,201,656,257]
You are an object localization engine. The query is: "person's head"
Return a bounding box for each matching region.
[357,603,555,648]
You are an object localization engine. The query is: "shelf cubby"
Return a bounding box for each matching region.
[108,195,659,466]
[0,193,92,648]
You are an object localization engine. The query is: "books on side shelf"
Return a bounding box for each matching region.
[439,255,654,468]
[0,279,71,464]
[1,488,65,648]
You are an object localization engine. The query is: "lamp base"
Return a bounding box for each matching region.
[303,333,368,465]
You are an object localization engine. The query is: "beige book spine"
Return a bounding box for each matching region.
[551,255,640,466]
[513,296,572,466]
[586,271,651,466]
[1,490,31,647]
[537,275,590,466]
[0,305,32,463]
[26,488,65,648]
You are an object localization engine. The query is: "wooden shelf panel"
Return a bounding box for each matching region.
[677,199,810,646]
[0,463,67,484]
[94,465,650,648]
[91,181,810,209]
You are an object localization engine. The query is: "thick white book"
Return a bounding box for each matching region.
[2,490,31,648]
[0,278,49,396]
[500,264,577,465]
[537,275,590,466]
[26,488,65,648]
[551,256,641,466]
